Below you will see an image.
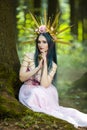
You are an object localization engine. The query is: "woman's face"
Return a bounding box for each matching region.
[37,35,48,53]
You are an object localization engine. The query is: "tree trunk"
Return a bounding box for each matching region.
[48,0,59,23]
[34,0,41,15]
[79,0,87,42]
[0,0,26,118]
[69,0,78,37]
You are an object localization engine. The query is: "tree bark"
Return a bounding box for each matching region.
[48,0,59,23]
[69,0,87,42]
[69,0,78,37]
[0,0,26,118]
[79,0,87,42]
[34,0,41,15]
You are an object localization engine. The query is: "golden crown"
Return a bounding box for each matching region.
[22,11,72,45]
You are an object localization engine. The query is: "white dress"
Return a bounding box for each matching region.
[19,53,87,128]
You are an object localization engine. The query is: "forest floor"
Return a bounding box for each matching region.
[0,119,87,130]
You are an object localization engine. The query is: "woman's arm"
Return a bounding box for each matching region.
[19,54,42,82]
[40,53,57,88]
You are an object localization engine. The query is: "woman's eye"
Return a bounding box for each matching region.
[43,41,47,43]
[38,40,47,44]
[38,41,41,44]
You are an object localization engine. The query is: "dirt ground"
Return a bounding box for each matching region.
[0,119,87,130]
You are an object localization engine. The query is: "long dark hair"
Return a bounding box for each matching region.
[34,32,57,85]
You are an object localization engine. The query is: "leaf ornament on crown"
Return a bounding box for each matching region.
[22,11,72,45]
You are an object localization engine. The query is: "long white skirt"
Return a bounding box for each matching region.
[19,83,87,128]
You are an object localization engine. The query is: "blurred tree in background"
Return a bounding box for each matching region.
[69,0,87,42]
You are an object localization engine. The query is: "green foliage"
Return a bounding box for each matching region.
[78,21,83,41]
[16,9,35,43]
[1,109,77,130]
[14,109,77,130]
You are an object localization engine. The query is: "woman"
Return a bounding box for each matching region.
[19,32,87,128]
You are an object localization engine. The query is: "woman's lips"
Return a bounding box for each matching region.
[39,48,44,50]
[40,48,44,49]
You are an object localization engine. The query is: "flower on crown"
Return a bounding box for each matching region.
[35,25,47,34]
[22,11,72,45]
[38,25,47,33]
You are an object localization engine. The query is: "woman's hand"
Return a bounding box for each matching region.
[38,59,43,69]
[38,51,47,69]
[41,52,47,63]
